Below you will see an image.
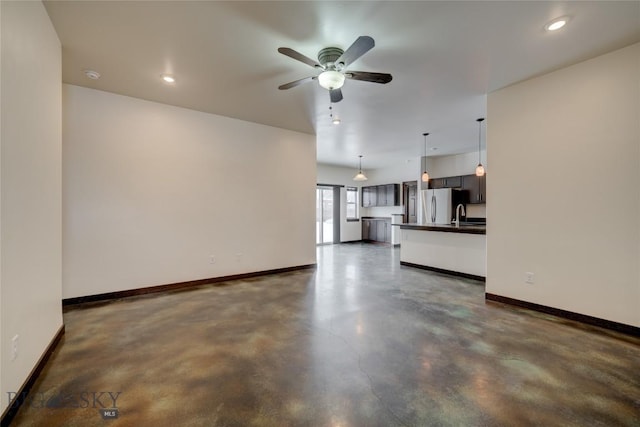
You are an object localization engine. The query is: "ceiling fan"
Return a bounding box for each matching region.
[277,36,392,103]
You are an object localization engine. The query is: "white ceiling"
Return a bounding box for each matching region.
[44,1,640,169]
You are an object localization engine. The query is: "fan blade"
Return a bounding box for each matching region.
[329,88,343,103]
[346,71,392,84]
[278,47,322,69]
[278,76,316,90]
[335,36,375,68]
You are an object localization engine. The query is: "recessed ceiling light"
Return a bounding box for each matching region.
[161,74,176,84]
[545,16,569,31]
[84,69,101,80]
[332,117,341,125]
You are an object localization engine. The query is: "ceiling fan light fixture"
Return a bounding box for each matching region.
[278,36,391,103]
[318,70,345,90]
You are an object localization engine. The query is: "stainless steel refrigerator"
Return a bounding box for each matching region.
[421,189,466,224]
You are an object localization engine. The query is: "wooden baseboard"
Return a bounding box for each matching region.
[400,261,485,282]
[485,293,640,337]
[62,264,317,308]
[1,324,65,426]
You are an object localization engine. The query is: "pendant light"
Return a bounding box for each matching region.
[421,133,430,182]
[475,118,485,177]
[353,155,368,181]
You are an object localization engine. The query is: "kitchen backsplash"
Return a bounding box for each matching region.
[361,205,404,218]
[466,203,486,218]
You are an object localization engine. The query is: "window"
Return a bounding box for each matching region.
[346,187,358,221]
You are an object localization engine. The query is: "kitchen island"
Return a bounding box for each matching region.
[400,223,486,281]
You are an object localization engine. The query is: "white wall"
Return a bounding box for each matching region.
[426,150,487,179]
[487,43,640,327]
[63,85,316,299]
[1,1,62,413]
[317,163,362,242]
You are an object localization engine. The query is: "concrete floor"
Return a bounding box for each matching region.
[10,244,640,426]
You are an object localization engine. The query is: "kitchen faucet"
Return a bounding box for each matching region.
[454,204,466,228]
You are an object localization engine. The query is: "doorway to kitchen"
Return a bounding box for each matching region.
[316,185,340,245]
[403,181,418,224]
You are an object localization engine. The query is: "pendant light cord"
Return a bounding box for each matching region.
[477,118,485,163]
[423,133,428,157]
[478,122,481,163]
[423,132,429,166]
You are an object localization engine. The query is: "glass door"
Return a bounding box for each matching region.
[316,187,334,244]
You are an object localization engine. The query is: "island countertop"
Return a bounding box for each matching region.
[400,223,486,235]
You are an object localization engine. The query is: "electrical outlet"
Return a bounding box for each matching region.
[11,335,19,361]
[235,253,242,262]
[525,272,535,284]
[209,256,216,264]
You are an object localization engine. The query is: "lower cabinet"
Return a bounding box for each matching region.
[362,219,391,243]
[362,219,370,240]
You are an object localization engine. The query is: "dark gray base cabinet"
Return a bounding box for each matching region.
[362,219,391,243]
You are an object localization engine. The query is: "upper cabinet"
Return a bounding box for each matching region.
[429,176,462,189]
[428,174,486,204]
[462,174,486,204]
[362,186,377,207]
[361,184,399,207]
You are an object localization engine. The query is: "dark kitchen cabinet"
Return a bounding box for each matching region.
[376,220,386,242]
[429,174,486,203]
[428,178,445,189]
[429,176,462,189]
[361,184,399,207]
[377,185,388,206]
[366,219,377,241]
[462,174,487,204]
[362,219,371,240]
[362,218,391,243]
[385,184,399,206]
[362,187,377,207]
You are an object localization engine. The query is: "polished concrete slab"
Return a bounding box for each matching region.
[10,244,640,426]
